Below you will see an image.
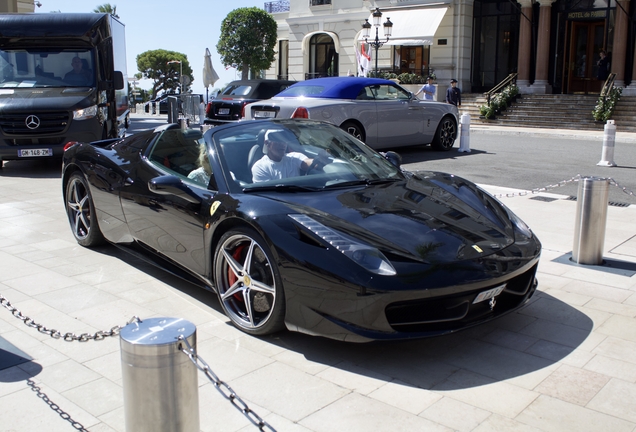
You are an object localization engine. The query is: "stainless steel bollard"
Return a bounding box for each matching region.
[120,317,199,432]
[572,177,610,265]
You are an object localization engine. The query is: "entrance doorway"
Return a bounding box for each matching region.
[564,20,605,94]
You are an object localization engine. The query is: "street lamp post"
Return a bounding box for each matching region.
[361,8,393,77]
[167,60,182,94]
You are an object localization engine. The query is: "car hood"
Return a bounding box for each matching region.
[259,173,517,264]
[0,87,95,111]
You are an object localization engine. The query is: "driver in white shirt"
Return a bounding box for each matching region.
[251,130,315,182]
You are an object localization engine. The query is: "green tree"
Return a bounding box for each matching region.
[93,3,119,18]
[136,50,193,97]
[217,7,277,80]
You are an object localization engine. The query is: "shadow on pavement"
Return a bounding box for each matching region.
[0,159,62,179]
[99,243,592,391]
[259,291,592,391]
[396,145,490,165]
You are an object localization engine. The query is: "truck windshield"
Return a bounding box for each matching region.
[0,49,95,88]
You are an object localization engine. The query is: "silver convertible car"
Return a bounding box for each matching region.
[244,77,459,151]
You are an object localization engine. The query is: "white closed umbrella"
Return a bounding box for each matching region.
[203,48,219,103]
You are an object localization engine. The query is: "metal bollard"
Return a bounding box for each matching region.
[597,119,617,167]
[458,113,471,152]
[199,102,206,125]
[120,317,199,432]
[572,176,610,265]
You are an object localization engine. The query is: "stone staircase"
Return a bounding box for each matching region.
[461,93,636,132]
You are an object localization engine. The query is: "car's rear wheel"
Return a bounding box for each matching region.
[65,172,106,247]
[341,121,365,142]
[213,228,285,336]
[431,116,457,151]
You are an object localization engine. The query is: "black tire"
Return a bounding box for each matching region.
[65,173,106,247]
[213,227,285,336]
[341,121,366,142]
[431,116,458,151]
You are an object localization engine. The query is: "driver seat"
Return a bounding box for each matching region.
[247,130,266,176]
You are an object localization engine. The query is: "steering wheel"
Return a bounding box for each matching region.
[303,158,320,175]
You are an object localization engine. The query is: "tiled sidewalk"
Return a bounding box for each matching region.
[0,159,635,431]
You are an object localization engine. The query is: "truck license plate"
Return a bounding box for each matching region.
[19,148,52,157]
[254,111,276,118]
[472,284,506,304]
[218,108,230,115]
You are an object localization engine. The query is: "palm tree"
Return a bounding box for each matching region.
[93,3,119,18]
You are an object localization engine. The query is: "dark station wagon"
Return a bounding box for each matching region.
[204,79,295,125]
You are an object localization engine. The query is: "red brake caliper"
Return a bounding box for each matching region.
[228,244,246,302]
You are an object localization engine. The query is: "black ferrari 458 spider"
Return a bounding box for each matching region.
[62,119,541,342]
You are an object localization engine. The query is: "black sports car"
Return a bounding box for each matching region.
[62,119,541,342]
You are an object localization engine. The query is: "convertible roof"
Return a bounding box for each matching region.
[276,77,398,100]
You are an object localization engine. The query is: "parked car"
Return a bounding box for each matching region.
[144,94,177,114]
[205,79,296,125]
[245,77,459,151]
[62,119,540,342]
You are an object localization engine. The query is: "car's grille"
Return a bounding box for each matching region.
[4,137,65,146]
[385,264,538,333]
[0,111,69,135]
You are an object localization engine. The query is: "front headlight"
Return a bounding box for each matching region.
[289,214,396,276]
[73,105,97,120]
[509,210,533,238]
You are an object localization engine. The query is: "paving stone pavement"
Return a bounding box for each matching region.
[0,120,635,432]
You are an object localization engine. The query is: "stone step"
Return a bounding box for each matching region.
[460,92,636,132]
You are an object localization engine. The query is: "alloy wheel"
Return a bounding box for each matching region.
[215,233,278,331]
[66,176,92,241]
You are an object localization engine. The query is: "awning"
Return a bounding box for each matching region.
[359,7,449,46]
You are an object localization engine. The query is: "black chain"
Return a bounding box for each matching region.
[27,379,89,431]
[0,293,139,341]
[178,336,277,432]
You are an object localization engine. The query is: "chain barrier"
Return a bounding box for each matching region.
[27,379,88,431]
[0,293,138,341]
[487,174,582,198]
[178,335,277,432]
[487,174,636,202]
[609,178,636,200]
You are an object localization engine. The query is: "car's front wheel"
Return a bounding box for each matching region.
[340,121,366,142]
[213,228,285,336]
[431,116,458,151]
[65,172,106,247]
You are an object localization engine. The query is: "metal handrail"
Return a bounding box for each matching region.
[484,73,518,105]
[600,73,616,97]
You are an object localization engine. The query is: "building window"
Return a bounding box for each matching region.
[278,40,289,80]
[308,34,338,79]
[310,0,331,6]
[471,0,520,92]
[393,46,431,77]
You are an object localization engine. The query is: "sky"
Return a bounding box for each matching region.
[36,0,265,99]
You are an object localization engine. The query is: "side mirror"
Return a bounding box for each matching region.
[114,71,124,90]
[148,175,201,204]
[381,151,402,168]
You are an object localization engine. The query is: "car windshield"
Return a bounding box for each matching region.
[0,48,95,88]
[212,120,404,191]
[220,84,253,97]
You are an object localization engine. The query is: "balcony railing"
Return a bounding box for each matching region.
[264,0,290,13]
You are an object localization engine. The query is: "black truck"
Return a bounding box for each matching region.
[0,13,128,164]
